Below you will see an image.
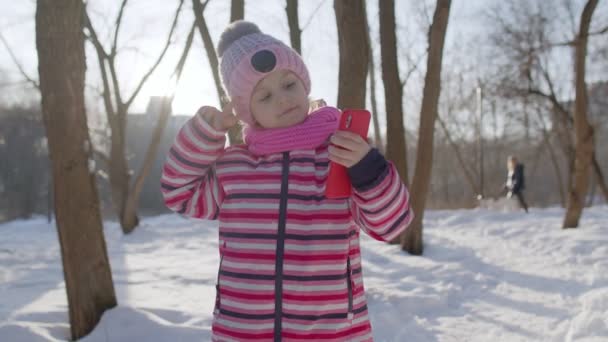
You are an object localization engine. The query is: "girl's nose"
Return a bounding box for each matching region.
[277,94,288,106]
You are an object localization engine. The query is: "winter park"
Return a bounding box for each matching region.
[1,1,607,341]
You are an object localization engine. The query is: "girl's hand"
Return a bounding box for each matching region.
[328,131,372,168]
[198,102,237,131]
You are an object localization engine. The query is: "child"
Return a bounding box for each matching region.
[161,20,413,342]
[502,155,528,213]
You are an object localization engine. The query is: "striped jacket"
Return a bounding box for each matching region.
[161,112,413,341]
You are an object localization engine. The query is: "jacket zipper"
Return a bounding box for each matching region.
[274,152,290,342]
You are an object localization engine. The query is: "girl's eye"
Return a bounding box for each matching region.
[284,82,295,89]
[260,93,271,102]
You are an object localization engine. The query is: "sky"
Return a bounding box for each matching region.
[1,204,607,341]
[0,0,606,135]
[0,0,489,116]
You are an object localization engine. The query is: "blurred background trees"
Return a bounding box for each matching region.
[1,0,606,233]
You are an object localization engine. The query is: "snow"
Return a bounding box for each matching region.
[1,206,607,341]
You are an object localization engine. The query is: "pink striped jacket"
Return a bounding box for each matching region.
[161,112,413,341]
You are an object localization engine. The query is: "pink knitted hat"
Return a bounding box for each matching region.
[217,21,311,126]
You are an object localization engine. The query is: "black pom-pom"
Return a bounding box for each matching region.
[251,50,276,73]
[217,20,261,58]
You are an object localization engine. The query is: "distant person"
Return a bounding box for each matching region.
[160,20,413,341]
[502,155,528,213]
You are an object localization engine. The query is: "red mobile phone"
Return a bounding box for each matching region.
[326,109,371,199]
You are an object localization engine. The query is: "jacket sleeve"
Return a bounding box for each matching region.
[347,149,414,242]
[160,107,227,219]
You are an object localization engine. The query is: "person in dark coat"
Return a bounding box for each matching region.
[502,155,529,212]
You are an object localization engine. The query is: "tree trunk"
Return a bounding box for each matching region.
[121,99,167,233]
[362,0,382,152]
[379,0,408,187]
[368,53,383,152]
[35,0,117,339]
[401,0,451,255]
[286,0,301,54]
[47,178,53,223]
[193,0,243,145]
[230,0,244,22]
[122,25,196,233]
[563,0,598,229]
[334,0,369,109]
[84,2,183,233]
[108,110,130,224]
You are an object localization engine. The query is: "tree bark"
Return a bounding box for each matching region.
[286,0,302,54]
[360,0,382,151]
[563,0,598,229]
[334,0,369,109]
[368,49,383,152]
[401,0,451,255]
[230,0,244,22]
[35,0,116,339]
[379,0,408,187]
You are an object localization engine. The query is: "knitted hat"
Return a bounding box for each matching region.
[217,20,311,126]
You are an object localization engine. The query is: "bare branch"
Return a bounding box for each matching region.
[0,31,39,89]
[437,112,480,195]
[302,0,328,31]
[125,21,197,232]
[400,51,427,88]
[107,55,124,109]
[83,10,116,120]
[541,25,607,48]
[589,24,608,36]
[111,0,129,58]
[126,0,185,107]
[192,0,227,103]
[171,22,197,93]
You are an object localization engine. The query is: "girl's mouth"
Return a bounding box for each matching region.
[280,106,298,117]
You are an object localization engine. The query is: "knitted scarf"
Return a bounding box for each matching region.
[243,106,340,155]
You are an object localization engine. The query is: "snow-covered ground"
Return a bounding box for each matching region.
[1,205,607,341]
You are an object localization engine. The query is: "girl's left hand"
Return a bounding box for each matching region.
[328,131,372,168]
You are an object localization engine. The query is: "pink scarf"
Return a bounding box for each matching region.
[243,106,340,155]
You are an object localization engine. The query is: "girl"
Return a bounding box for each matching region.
[161,20,413,342]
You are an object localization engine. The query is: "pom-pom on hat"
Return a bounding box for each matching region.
[217,20,310,126]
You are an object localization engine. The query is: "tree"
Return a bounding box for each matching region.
[84,0,185,233]
[364,3,383,151]
[379,0,408,186]
[401,0,451,255]
[334,0,369,109]
[231,0,244,22]
[192,0,243,145]
[485,0,608,211]
[563,0,599,228]
[286,0,301,54]
[121,23,197,233]
[35,0,116,338]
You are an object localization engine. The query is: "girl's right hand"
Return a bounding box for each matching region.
[198,102,238,131]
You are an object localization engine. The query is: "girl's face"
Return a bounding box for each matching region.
[249,70,309,129]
